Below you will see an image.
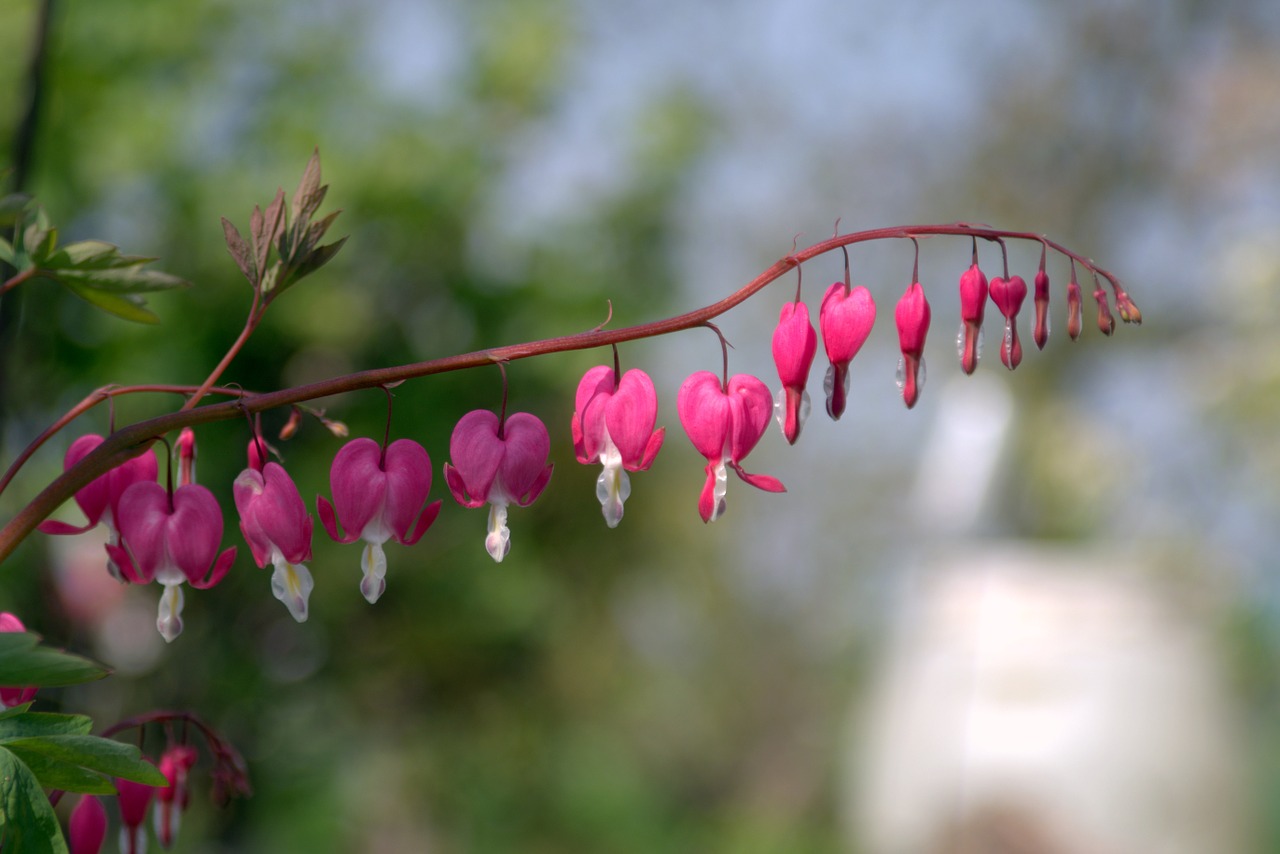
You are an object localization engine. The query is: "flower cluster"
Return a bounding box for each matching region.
[35,234,1139,634]
[64,722,249,854]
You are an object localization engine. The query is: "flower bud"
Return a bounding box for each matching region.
[957,263,988,374]
[1033,269,1051,350]
[895,282,931,409]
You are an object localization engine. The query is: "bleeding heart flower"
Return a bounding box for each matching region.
[989,273,1028,370]
[771,300,818,444]
[37,435,158,580]
[105,480,237,643]
[958,261,988,374]
[895,281,931,409]
[677,371,785,523]
[115,771,157,854]
[0,613,37,708]
[234,443,315,622]
[571,365,665,528]
[68,794,107,854]
[154,744,199,849]
[444,410,554,562]
[818,282,876,420]
[317,437,442,603]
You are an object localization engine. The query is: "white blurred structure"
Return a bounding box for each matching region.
[844,378,1252,853]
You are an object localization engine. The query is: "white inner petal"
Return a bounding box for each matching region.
[595,431,630,528]
[485,502,511,563]
[360,542,388,604]
[271,553,314,622]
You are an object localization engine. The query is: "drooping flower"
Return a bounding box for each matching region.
[958,261,988,374]
[677,371,785,523]
[1033,268,1051,350]
[818,281,876,420]
[989,273,1028,370]
[571,366,665,528]
[104,479,237,643]
[0,613,37,708]
[771,300,818,444]
[154,744,199,849]
[895,281,931,409]
[115,771,157,854]
[317,437,442,603]
[37,435,158,580]
[68,794,107,854]
[234,442,314,622]
[444,410,553,562]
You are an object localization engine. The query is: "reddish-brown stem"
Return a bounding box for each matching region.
[182,290,262,411]
[0,223,1133,564]
[0,384,247,499]
[0,267,36,294]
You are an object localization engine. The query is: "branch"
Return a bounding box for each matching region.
[0,223,1136,564]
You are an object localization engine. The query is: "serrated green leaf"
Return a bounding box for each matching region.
[3,735,166,786]
[259,189,286,277]
[0,713,94,739]
[0,634,108,687]
[222,216,255,284]
[259,261,280,295]
[59,279,160,324]
[0,749,67,854]
[292,149,324,222]
[49,267,189,294]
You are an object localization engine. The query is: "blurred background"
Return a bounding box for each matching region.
[2,0,1280,850]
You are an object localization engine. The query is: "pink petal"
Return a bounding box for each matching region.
[572,366,616,463]
[381,439,433,541]
[820,283,876,365]
[677,371,731,462]
[189,547,237,590]
[771,301,817,389]
[257,464,313,564]
[166,484,225,584]
[731,463,786,494]
[400,499,442,546]
[698,464,719,523]
[447,410,505,504]
[631,426,665,473]
[498,413,552,502]
[64,435,110,526]
[114,482,174,581]
[316,495,354,543]
[327,438,387,539]
[234,469,274,567]
[725,374,773,464]
[606,369,661,469]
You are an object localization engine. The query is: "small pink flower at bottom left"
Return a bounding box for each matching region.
[0,613,37,708]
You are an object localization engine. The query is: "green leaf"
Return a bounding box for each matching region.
[288,237,347,286]
[49,267,189,294]
[3,748,115,795]
[0,633,109,687]
[0,705,32,723]
[2,735,166,787]
[0,712,93,740]
[0,236,13,266]
[0,749,67,854]
[59,279,160,324]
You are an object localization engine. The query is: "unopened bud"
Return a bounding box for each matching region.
[1093,285,1115,336]
[1033,269,1050,350]
[1067,280,1083,341]
[279,408,302,440]
[176,427,197,486]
